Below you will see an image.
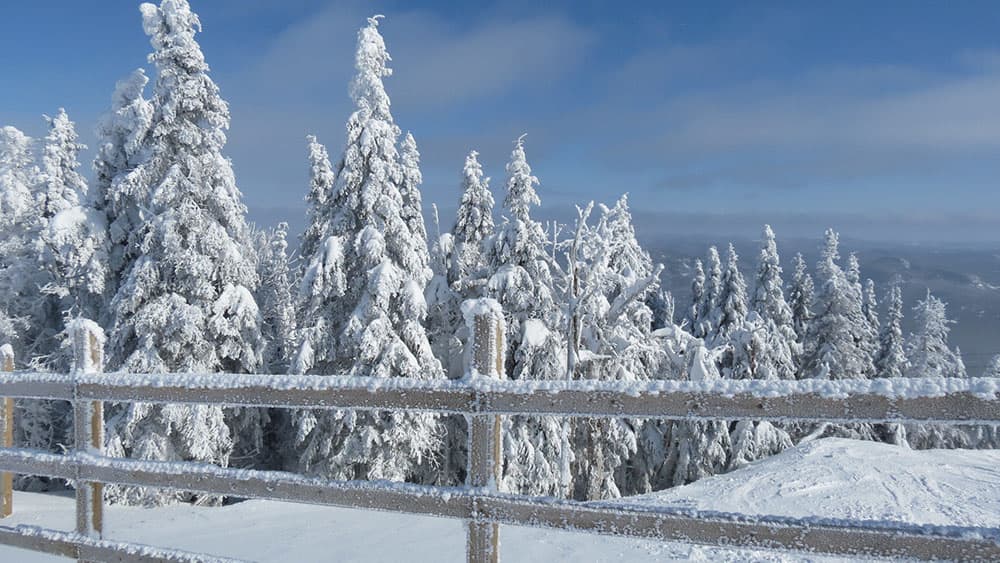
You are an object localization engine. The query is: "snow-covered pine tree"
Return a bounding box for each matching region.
[750,226,797,349]
[787,252,815,362]
[846,254,879,368]
[486,136,570,497]
[104,0,264,504]
[15,109,108,482]
[256,223,296,374]
[425,151,494,485]
[905,291,966,379]
[801,230,876,381]
[292,16,443,484]
[92,69,155,327]
[863,279,880,333]
[34,109,106,367]
[0,126,38,357]
[711,243,748,343]
[903,291,980,448]
[797,230,876,440]
[695,246,723,339]
[451,150,494,290]
[398,132,430,270]
[298,135,338,268]
[686,258,705,334]
[875,281,907,378]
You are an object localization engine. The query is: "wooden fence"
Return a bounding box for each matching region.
[0,311,998,562]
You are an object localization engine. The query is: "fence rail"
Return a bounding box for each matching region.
[0,313,998,562]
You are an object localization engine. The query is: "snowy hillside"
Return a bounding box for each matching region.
[620,437,1000,528]
[1,438,997,562]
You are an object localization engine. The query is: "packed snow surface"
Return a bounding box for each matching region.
[622,438,1000,529]
[0,438,997,562]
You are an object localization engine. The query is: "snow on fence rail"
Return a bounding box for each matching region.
[0,311,998,562]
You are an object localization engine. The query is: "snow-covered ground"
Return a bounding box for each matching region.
[0,438,997,562]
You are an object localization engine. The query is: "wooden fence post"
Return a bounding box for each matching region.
[70,320,104,539]
[0,344,14,518]
[463,299,505,563]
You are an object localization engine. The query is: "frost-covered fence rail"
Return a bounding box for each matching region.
[1,372,998,423]
[0,318,998,561]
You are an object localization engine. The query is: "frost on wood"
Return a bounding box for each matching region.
[462,298,505,379]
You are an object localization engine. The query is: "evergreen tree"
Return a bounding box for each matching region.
[298,135,338,267]
[693,247,722,339]
[863,279,880,333]
[486,136,570,497]
[686,259,705,334]
[875,281,907,378]
[787,252,815,356]
[451,150,494,289]
[256,223,296,374]
[711,243,748,343]
[801,230,876,380]
[750,225,797,349]
[0,126,38,357]
[92,69,155,326]
[398,132,429,268]
[486,136,560,380]
[292,16,443,483]
[105,0,264,504]
[905,291,966,379]
[903,291,979,449]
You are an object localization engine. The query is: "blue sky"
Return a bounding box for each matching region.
[2,0,1000,243]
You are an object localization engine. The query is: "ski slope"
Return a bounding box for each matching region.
[0,438,997,562]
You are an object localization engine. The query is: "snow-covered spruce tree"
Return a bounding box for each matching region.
[256,223,296,375]
[694,246,723,339]
[787,252,815,367]
[486,136,570,498]
[801,230,876,381]
[292,16,443,484]
[104,0,264,505]
[246,222,296,469]
[298,135,339,268]
[797,230,876,440]
[17,110,109,484]
[846,254,879,367]
[398,132,430,270]
[92,69,155,327]
[711,243,748,344]
[750,226,798,351]
[451,150,494,290]
[905,291,965,379]
[686,258,705,333]
[875,281,907,378]
[903,292,983,448]
[35,109,108,368]
[0,126,38,357]
[863,279,880,333]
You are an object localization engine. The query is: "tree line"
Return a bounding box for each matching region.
[1,1,997,505]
